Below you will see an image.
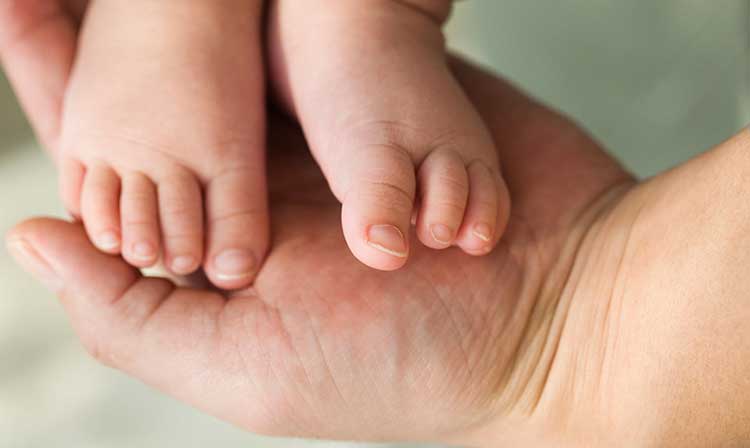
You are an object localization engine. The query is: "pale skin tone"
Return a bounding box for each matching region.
[2,2,750,447]
[31,0,510,291]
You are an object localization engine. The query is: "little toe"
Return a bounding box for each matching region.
[120,172,160,268]
[416,149,469,249]
[157,170,204,275]
[81,164,122,254]
[204,166,269,290]
[341,146,416,271]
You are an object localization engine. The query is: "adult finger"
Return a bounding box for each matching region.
[6,218,276,433]
[0,0,79,156]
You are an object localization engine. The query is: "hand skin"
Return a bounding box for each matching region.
[2,2,750,447]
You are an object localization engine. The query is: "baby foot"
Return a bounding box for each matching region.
[270,0,510,270]
[59,0,268,289]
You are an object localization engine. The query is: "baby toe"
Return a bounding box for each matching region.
[204,165,269,290]
[157,170,204,275]
[81,164,122,254]
[120,172,160,268]
[416,149,469,249]
[455,161,510,255]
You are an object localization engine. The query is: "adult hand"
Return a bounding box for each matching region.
[3,2,750,446]
[0,0,85,154]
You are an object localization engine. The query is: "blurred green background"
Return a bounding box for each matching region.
[0,1,747,447]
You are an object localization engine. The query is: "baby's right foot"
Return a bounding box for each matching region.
[270,0,511,270]
[59,0,268,289]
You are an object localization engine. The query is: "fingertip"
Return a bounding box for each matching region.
[6,218,136,294]
[7,217,85,250]
[6,229,64,293]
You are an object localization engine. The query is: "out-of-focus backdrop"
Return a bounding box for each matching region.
[1,2,747,447]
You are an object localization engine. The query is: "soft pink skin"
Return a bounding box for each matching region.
[269,0,511,271]
[3,0,511,284]
[3,2,750,446]
[55,0,269,290]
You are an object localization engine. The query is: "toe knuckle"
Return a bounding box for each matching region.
[434,200,467,215]
[165,231,201,245]
[123,191,153,207]
[435,173,469,194]
[428,146,465,163]
[209,208,265,226]
[161,202,194,219]
[334,119,425,161]
[475,198,500,211]
[122,217,155,229]
[361,180,415,212]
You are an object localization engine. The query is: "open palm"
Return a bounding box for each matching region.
[7,59,633,443]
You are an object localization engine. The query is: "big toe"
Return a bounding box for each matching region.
[340,146,416,271]
[203,165,269,290]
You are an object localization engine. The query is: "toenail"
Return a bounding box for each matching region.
[97,231,120,251]
[132,242,156,260]
[472,223,493,243]
[430,224,454,245]
[171,255,197,274]
[214,249,257,281]
[366,224,408,258]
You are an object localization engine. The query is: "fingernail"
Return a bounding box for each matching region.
[97,231,120,251]
[7,238,63,292]
[430,224,454,245]
[171,255,197,274]
[131,242,156,261]
[214,249,257,281]
[472,223,493,242]
[367,224,408,258]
